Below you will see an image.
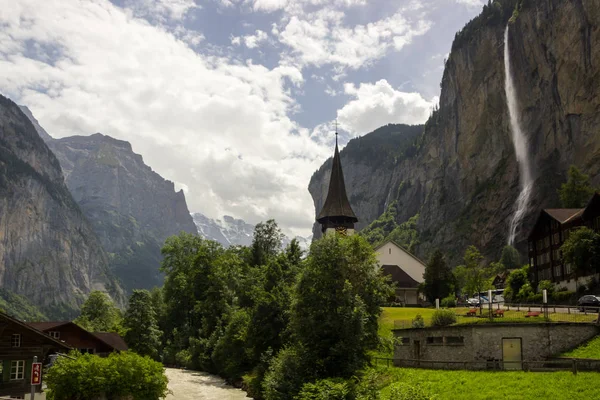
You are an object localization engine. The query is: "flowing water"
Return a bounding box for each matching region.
[165,368,248,400]
[504,25,533,246]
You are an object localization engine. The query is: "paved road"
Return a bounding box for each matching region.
[165,368,248,400]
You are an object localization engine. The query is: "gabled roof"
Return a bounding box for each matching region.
[27,321,71,331]
[381,265,420,289]
[374,239,427,267]
[92,332,128,352]
[0,314,70,350]
[544,209,583,223]
[26,321,125,352]
[317,139,358,223]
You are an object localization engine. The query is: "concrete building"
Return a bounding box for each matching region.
[375,241,425,305]
[393,323,599,370]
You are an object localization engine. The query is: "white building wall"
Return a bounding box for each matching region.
[375,241,425,283]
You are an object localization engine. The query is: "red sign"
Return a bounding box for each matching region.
[31,362,42,385]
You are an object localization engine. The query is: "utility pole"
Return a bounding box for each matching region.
[30,355,37,400]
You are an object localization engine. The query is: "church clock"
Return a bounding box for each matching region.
[335,226,348,236]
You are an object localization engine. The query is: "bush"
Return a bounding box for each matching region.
[538,280,555,296]
[296,379,352,400]
[263,346,311,400]
[440,295,456,308]
[386,382,433,400]
[552,290,576,304]
[525,293,543,304]
[412,314,425,328]
[46,351,168,400]
[431,309,457,327]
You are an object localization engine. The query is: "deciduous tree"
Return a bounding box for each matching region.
[124,289,162,360]
[74,291,122,334]
[559,165,595,208]
[561,227,600,278]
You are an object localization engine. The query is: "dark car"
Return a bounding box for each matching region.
[577,295,600,311]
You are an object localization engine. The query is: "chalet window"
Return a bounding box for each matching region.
[528,242,533,252]
[544,237,550,248]
[530,258,535,267]
[426,337,443,345]
[48,331,60,339]
[389,248,391,255]
[537,239,543,249]
[10,360,24,380]
[11,334,21,347]
[565,264,573,275]
[554,264,561,279]
[445,336,464,345]
[80,348,95,354]
[553,233,560,245]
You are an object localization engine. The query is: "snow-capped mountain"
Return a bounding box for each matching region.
[191,212,312,251]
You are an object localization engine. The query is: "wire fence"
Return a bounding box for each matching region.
[393,305,600,329]
[372,356,600,374]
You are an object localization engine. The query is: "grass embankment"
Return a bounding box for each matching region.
[562,336,600,359]
[375,308,600,399]
[375,366,600,400]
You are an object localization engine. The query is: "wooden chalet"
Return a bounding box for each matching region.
[0,312,70,398]
[528,192,600,289]
[26,322,128,356]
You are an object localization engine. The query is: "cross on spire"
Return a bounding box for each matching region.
[335,119,338,145]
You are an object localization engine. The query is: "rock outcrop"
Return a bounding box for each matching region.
[41,133,199,292]
[310,0,600,264]
[0,95,124,317]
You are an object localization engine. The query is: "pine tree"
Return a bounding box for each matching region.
[422,250,453,302]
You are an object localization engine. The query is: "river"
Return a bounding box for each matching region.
[165,368,249,400]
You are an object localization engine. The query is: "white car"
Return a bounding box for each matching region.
[466,298,480,306]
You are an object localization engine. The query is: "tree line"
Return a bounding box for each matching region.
[74,221,393,400]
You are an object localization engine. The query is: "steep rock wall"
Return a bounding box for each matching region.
[0,95,124,317]
[310,0,600,264]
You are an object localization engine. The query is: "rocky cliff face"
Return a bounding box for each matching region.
[0,95,124,317]
[310,0,600,264]
[38,133,199,292]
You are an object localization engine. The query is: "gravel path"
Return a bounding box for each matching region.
[165,368,249,400]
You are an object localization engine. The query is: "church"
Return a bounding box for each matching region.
[316,130,425,305]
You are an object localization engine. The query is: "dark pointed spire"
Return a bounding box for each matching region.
[317,125,358,225]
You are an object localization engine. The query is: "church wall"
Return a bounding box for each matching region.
[376,242,425,283]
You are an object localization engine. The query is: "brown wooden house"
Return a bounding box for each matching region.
[528,193,600,290]
[0,312,70,398]
[26,322,128,357]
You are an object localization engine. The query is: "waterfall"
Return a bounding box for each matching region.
[504,25,533,246]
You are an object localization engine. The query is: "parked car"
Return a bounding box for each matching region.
[576,295,600,311]
[466,298,480,307]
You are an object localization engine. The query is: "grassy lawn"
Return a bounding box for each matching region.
[375,307,600,398]
[375,366,600,400]
[562,336,600,359]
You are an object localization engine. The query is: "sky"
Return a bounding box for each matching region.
[0,0,484,237]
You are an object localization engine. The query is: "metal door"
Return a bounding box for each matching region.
[413,340,420,360]
[502,338,522,370]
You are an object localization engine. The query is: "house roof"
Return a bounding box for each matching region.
[582,192,600,220]
[26,321,126,352]
[92,332,128,352]
[544,209,584,223]
[381,264,420,289]
[0,314,70,350]
[317,139,358,223]
[374,240,427,267]
[27,321,71,331]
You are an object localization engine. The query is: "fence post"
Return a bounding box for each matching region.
[572,359,578,375]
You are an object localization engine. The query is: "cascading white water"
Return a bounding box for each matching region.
[504,25,533,246]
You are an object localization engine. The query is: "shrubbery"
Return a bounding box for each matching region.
[386,382,433,400]
[412,314,425,328]
[45,351,168,400]
[431,310,457,327]
[440,295,456,308]
[297,379,352,400]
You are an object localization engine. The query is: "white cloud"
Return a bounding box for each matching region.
[0,0,330,237]
[275,8,432,70]
[231,29,269,49]
[455,0,483,7]
[338,79,438,135]
[123,0,200,21]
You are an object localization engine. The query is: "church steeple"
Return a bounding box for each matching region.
[317,124,358,235]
